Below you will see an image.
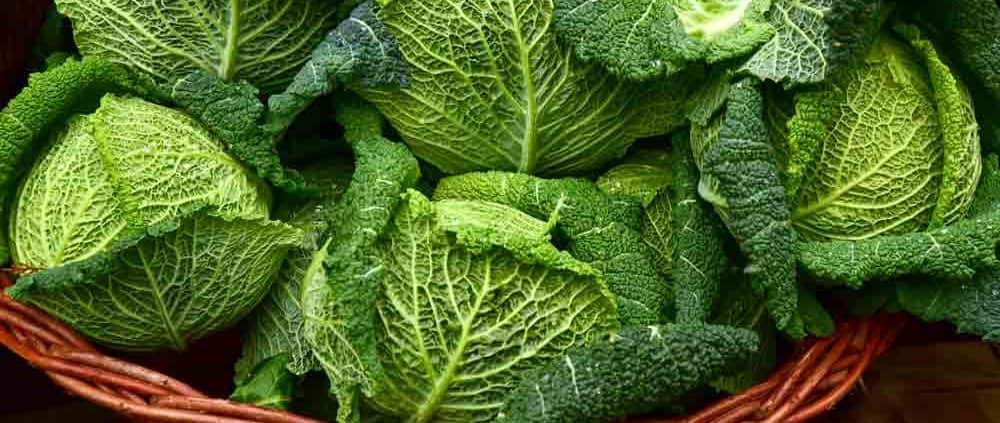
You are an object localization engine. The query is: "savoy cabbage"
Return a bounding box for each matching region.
[7,92,300,351]
[352,0,699,175]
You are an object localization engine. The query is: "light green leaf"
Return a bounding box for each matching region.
[790,34,938,240]
[236,165,353,382]
[435,172,673,325]
[597,151,672,207]
[798,156,1000,289]
[368,191,619,422]
[56,0,340,92]
[12,94,270,270]
[357,0,695,176]
[8,93,292,352]
[9,211,301,351]
[0,58,148,263]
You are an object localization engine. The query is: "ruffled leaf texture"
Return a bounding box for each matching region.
[792,28,995,289]
[890,157,1000,341]
[55,0,341,92]
[359,192,619,422]
[435,172,673,326]
[554,0,774,81]
[355,0,697,176]
[8,95,299,351]
[786,31,981,242]
[302,97,421,423]
[670,132,728,323]
[0,58,150,263]
[498,323,758,423]
[837,155,1000,342]
[741,0,883,86]
[305,111,620,422]
[235,163,353,383]
[168,2,406,193]
[690,77,799,336]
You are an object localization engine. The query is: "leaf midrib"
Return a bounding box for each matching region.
[410,255,492,423]
[137,245,187,351]
[219,0,242,80]
[509,0,540,174]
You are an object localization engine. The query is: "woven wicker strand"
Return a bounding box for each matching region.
[0,273,324,423]
[0,270,904,423]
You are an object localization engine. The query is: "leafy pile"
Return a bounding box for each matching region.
[2,0,1000,422]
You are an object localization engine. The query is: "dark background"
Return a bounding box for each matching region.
[3,1,1000,422]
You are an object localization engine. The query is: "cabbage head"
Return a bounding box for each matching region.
[54,0,344,93]
[354,0,698,176]
[779,28,982,241]
[7,94,301,351]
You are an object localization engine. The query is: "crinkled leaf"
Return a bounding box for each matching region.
[555,0,773,81]
[170,72,310,194]
[788,33,980,241]
[237,243,327,381]
[264,1,408,135]
[686,70,732,126]
[742,0,884,86]
[9,211,301,351]
[236,165,353,382]
[356,0,695,175]
[303,97,420,423]
[12,94,271,273]
[435,172,673,325]
[231,354,300,411]
[907,0,1000,109]
[892,153,1000,342]
[895,24,983,229]
[793,34,991,288]
[671,132,727,323]
[897,267,1000,342]
[697,78,799,335]
[499,324,759,422]
[0,58,148,263]
[364,191,618,422]
[797,211,1000,288]
[643,191,675,282]
[55,0,340,93]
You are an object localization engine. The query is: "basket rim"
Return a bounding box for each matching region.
[0,272,905,423]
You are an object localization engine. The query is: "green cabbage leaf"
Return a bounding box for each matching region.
[435,172,672,325]
[55,0,341,93]
[355,0,697,175]
[7,95,299,351]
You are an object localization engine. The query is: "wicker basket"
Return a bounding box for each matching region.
[0,272,905,423]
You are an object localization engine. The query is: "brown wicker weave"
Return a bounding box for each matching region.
[0,271,904,423]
